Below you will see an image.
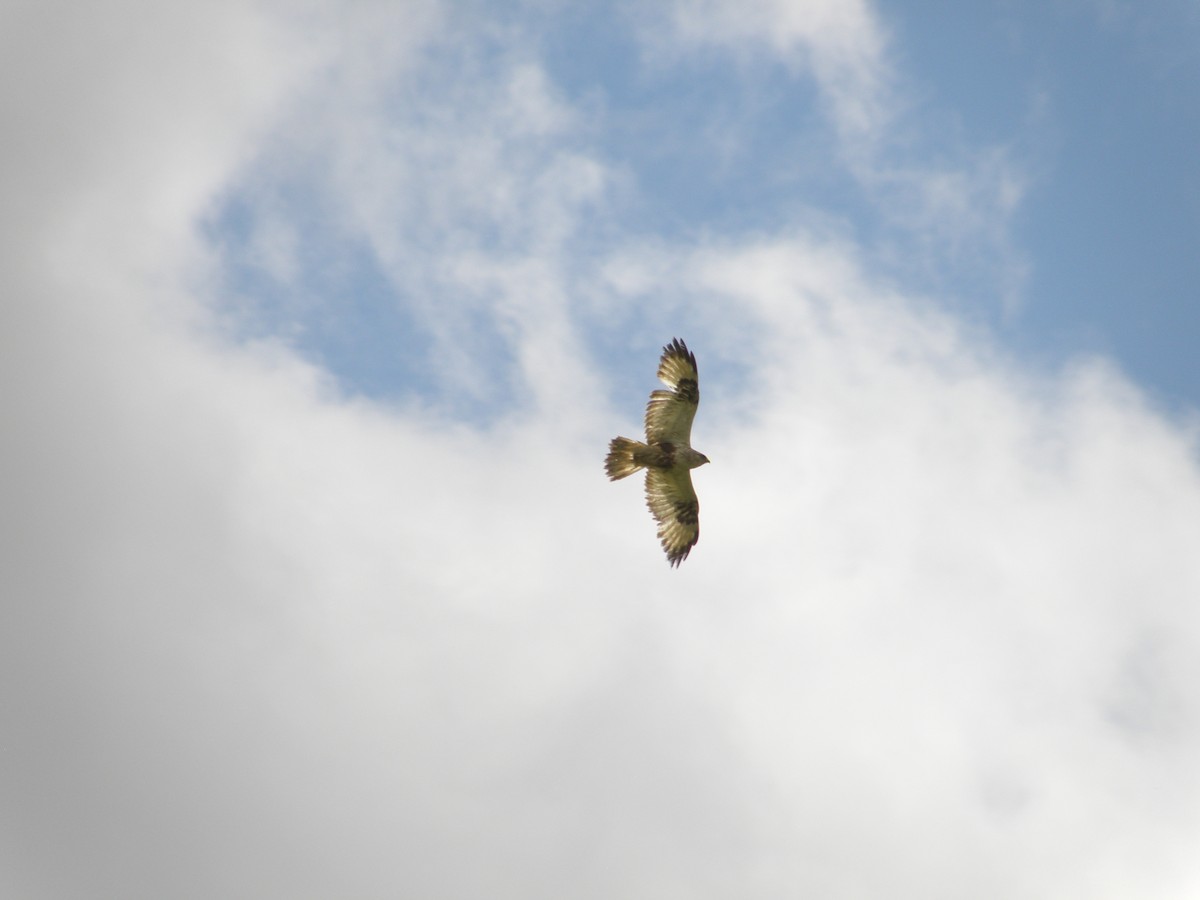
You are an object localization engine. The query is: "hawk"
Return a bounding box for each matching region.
[605,338,710,566]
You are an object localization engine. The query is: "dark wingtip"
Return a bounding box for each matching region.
[661,337,698,379]
[664,545,692,567]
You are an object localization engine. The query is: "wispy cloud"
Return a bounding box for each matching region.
[210,9,610,417]
[650,0,1030,307]
[662,0,892,144]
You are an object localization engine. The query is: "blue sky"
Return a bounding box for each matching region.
[909,0,1200,409]
[210,0,1200,414]
[5,2,1200,897]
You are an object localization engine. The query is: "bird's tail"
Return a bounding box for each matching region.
[605,437,647,481]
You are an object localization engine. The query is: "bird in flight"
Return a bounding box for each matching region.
[605,338,709,566]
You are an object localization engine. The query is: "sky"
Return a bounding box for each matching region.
[3,1,1200,897]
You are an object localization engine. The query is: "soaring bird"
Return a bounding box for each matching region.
[605,338,709,566]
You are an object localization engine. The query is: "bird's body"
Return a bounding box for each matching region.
[605,338,709,566]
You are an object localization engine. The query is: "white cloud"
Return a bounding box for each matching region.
[4,2,1200,898]
[0,0,322,285]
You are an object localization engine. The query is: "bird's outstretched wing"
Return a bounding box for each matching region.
[645,466,700,567]
[644,338,699,445]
